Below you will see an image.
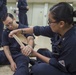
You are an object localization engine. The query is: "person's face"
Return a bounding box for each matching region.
[3,16,17,30]
[48,12,61,33]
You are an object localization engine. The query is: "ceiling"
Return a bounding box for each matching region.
[7,0,76,4]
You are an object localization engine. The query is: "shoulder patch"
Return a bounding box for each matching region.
[58,60,65,67]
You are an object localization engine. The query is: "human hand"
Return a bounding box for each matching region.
[21,45,33,56]
[9,29,20,38]
[10,62,17,72]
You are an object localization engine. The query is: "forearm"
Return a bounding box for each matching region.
[9,27,34,38]
[21,27,33,34]
[27,36,34,48]
[32,51,50,63]
[3,46,14,64]
[14,27,33,34]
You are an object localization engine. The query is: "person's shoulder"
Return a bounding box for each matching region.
[3,28,8,32]
[3,28,10,34]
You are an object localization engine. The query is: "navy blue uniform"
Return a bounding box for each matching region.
[17,0,28,26]
[0,0,7,47]
[31,25,76,75]
[1,23,30,75]
[0,21,4,47]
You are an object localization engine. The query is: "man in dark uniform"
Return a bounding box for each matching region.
[0,0,7,47]
[17,0,29,26]
[0,13,34,75]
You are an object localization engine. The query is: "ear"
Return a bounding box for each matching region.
[3,21,5,25]
[59,21,65,28]
[13,18,16,21]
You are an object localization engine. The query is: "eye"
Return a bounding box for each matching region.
[6,25,9,27]
[9,21,13,25]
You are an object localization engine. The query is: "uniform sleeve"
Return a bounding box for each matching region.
[24,34,35,39]
[33,26,55,38]
[49,58,68,72]
[0,0,3,7]
[17,0,28,10]
[2,31,10,46]
[3,0,7,5]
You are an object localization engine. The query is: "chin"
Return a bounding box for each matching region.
[9,28,13,30]
[51,29,55,32]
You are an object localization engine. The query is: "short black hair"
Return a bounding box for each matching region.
[1,13,14,22]
[50,2,76,25]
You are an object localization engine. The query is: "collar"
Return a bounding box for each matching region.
[62,26,74,38]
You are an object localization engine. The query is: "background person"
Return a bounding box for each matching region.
[17,0,29,26]
[0,0,7,47]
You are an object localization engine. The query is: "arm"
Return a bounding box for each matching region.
[9,27,34,38]
[9,26,54,38]
[32,51,50,63]
[3,46,17,72]
[2,31,17,72]
[26,36,35,56]
[21,35,35,56]
[21,46,50,63]
[3,46,14,64]
[2,30,14,63]
[27,36,34,48]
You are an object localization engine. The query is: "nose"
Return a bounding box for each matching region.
[8,25,13,29]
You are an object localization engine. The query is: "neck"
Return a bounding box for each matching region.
[59,25,73,37]
[14,24,19,29]
[15,24,19,29]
